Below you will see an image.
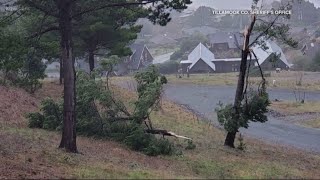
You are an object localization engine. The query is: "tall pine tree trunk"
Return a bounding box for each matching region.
[59,46,64,85]
[88,50,94,73]
[57,0,77,153]
[224,16,256,148]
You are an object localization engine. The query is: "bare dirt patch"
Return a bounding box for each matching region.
[0,86,39,127]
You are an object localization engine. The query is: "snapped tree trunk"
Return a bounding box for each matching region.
[224,50,249,147]
[224,16,256,148]
[88,50,94,73]
[57,0,78,153]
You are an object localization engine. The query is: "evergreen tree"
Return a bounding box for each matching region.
[19,0,192,153]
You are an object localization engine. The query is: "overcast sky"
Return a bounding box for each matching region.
[188,0,320,9]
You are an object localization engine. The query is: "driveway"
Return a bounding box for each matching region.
[163,84,320,153]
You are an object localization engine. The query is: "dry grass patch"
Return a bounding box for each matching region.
[165,71,320,91]
[300,118,320,129]
[166,73,237,86]
[270,101,320,115]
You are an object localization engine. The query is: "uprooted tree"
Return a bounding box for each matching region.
[216,0,298,148]
[19,0,192,153]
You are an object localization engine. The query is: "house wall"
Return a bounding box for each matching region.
[214,61,241,73]
[181,63,192,73]
[191,59,215,73]
[180,60,255,74]
[260,56,289,71]
[181,59,215,73]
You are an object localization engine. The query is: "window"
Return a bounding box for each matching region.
[232,64,238,72]
[144,51,148,61]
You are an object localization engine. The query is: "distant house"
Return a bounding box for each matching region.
[207,32,243,59]
[180,43,216,73]
[180,43,248,73]
[252,41,291,71]
[115,44,154,75]
[180,38,290,73]
[208,32,239,51]
[301,42,320,60]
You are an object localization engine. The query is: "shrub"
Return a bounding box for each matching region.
[27,112,44,128]
[144,138,174,156]
[27,99,61,130]
[156,60,179,74]
[185,140,196,150]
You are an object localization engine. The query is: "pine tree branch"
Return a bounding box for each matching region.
[28,26,60,39]
[71,0,159,19]
[248,14,281,48]
[24,0,59,17]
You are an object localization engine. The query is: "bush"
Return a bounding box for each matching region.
[27,99,62,130]
[185,140,196,150]
[27,112,44,128]
[156,60,179,74]
[144,138,174,156]
[123,125,174,156]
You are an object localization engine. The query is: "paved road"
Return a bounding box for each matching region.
[163,84,320,153]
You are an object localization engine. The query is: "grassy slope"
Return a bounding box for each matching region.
[165,71,320,91]
[1,81,320,179]
[270,101,320,115]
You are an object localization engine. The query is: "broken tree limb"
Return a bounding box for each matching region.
[145,129,192,140]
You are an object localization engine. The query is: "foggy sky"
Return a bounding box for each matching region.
[188,0,320,9]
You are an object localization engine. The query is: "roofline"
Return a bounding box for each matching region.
[137,45,153,70]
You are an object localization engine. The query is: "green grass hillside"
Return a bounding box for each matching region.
[1,81,320,179]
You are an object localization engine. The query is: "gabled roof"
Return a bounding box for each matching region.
[127,43,154,70]
[130,44,145,61]
[181,43,216,71]
[128,44,145,70]
[252,40,290,67]
[208,32,239,49]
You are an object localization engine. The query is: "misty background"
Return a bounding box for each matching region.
[189,0,320,9]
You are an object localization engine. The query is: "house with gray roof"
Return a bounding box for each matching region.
[180,43,247,73]
[180,43,216,73]
[115,43,154,75]
[252,40,291,70]
[180,37,290,73]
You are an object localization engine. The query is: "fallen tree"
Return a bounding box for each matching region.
[28,65,192,155]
